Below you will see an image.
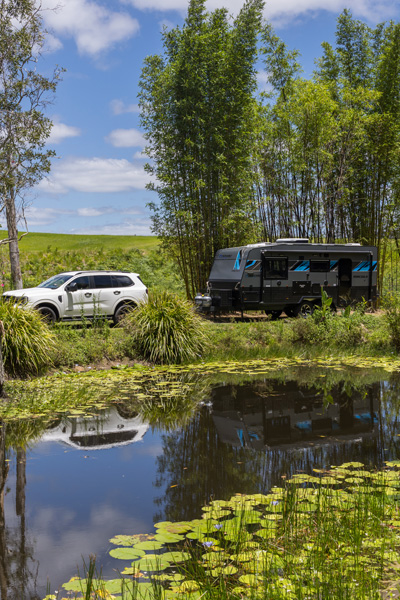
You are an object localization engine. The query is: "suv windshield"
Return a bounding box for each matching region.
[38,274,73,289]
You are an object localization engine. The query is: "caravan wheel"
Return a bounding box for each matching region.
[295,301,314,318]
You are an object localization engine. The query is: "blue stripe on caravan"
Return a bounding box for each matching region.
[245,260,257,269]
[294,260,310,271]
[233,250,241,270]
[353,261,377,272]
[330,260,338,270]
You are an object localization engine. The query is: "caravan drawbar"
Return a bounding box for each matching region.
[194,239,377,317]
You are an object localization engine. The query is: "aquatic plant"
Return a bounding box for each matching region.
[54,461,400,599]
[122,290,208,364]
[0,300,56,377]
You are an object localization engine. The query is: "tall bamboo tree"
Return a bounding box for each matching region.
[139,0,263,296]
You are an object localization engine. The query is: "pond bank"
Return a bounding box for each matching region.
[42,309,396,375]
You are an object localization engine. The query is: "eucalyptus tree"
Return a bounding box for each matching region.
[0,0,61,289]
[139,0,264,297]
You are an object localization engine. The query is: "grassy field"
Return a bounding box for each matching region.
[0,231,159,254]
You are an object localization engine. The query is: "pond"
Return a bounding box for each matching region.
[1,366,400,599]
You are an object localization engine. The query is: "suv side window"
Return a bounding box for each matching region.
[93,275,113,288]
[73,276,91,290]
[112,275,134,287]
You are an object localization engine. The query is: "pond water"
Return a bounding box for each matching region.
[2,368,400,599]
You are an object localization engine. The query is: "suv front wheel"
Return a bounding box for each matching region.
[37,305,58,324]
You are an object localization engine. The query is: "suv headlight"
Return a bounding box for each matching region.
[17,297,29,305]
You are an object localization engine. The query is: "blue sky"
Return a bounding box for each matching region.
[15,0,400,236]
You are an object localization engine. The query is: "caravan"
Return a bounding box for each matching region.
[195,239,377,317]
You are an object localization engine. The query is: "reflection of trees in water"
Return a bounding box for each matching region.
[0,420,47,600]
[155,377,400,524]
[154,408,267,523]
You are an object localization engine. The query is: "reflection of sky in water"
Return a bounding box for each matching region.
[5,433,164,598]
[3,375,400,598]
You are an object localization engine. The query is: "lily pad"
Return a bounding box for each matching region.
[110,547,146,560]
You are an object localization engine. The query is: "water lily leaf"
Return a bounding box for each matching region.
[256,528,277,539]
[63,578,86,592]
[110,547,145,560]
[162,551,191,563]
[133,541,164,551]
[239,574,263,587]
[154,532,184,543]
[132,556,170,571]
[176,580,200,592]
[234,510,262,524]
[211,565,238,576]
[103,578,134,594]
[110,533,154,545]
[152,573,184,582]
[154,521,192,534]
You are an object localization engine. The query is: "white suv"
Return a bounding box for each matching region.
[3,270,148,323]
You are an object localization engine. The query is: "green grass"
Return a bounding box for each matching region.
[0,231,159,254]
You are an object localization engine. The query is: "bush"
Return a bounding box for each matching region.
[0,301,56,377]
[384,293,400,350]
[122,290,207,364]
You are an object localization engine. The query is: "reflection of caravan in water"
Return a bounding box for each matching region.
[211,381,378,450]
[195,239,378,316]
[42,407,149,450]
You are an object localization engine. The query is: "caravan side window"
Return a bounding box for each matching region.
[263,257,288,279]
[310,260,330,272]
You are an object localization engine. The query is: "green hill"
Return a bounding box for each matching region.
[0,231,159,254]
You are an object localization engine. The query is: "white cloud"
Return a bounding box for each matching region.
[48,121,81,144]
[77,206,115,217]
[72,219,152,235]
[123,0,398,24]
[41,0,140,56]
[38,157,149,193]
[110,99,140,115]
[24,206,74,226]
[133,150,146,159]
[106,128,145,148]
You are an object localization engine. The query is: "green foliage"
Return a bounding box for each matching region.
[0,301,55,377]
[122,290,208,364]
[139,0,264,296]
[384,293,400,350]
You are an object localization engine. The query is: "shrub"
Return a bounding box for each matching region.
[0,301,56,377]
[122,290,207,364]
[384,293,400,350]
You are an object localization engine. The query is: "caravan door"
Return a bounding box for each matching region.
[261,255,288,306]
[338,258,352,305]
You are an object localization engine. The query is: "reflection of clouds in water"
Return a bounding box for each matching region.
[132,443,164,458]
[31,504,147,593]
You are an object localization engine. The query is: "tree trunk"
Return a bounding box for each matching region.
[5,192,23,290]
[0,322,5,399]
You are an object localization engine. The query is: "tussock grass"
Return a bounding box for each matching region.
[0,301,56,377]
[122,290,208,364]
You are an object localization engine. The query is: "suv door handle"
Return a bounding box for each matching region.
[114,291,121,295]
[84,293,92,298]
